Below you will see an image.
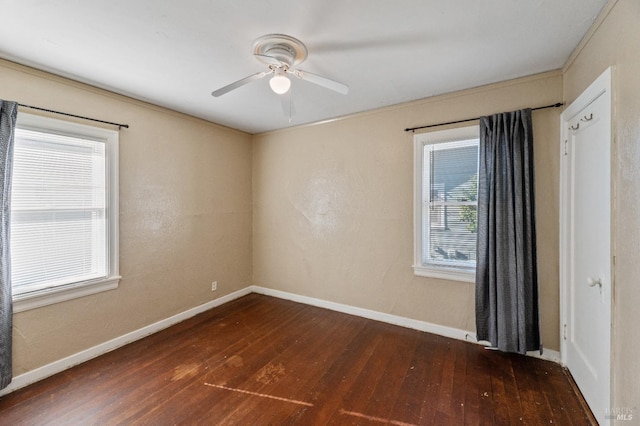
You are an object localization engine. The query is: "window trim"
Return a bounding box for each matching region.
[413,125,479,283]
[12,113,120,312]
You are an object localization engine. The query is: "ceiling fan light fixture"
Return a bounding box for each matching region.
[269,69,291,94]
[211,34,348,102]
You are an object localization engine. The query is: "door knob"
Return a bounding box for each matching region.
[588,277,602,288]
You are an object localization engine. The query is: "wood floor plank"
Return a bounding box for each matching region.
[246,310,370,425]
[283,316,379,424]
[461,344,482,425]
[465,345,506,425]
[119,299,312,424]
[357,326,420,424]
[386,332,431,425]
[537,358,595,425]
[497,351,528,424]
[416,334,448,424]
[449,338,468,422]
[0,294,595,425]
[511,352,556,425]
[215,307,352,424]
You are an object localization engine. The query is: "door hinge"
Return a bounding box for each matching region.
[563,323,567,340]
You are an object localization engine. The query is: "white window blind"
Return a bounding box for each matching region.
[413,125,479,282]
[422,139,478,270]
[10,128,108,295]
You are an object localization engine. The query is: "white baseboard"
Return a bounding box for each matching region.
[250,285,477,342]
[0,286,252,397]
[1,284,560,396]
[529,347,561,364]
[250,286,561,364]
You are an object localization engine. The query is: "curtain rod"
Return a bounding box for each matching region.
[18,103,129,129]
[404,102,564,133]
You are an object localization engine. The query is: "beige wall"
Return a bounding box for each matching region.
[1,3,633,405]
[253,72,563,350]
[0,60,253,374]
[563,0,640,414]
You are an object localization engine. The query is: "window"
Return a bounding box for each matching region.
[413,125,479,282]
[11,113,120,312]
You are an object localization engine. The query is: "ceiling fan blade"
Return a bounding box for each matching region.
[254,54,282,66]
[211,71,269,97]
[281,90,296,122]
[289,69,349,95]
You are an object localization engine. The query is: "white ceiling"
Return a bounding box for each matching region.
[0,1,607,134]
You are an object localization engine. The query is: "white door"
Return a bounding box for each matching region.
[560,68,612,425]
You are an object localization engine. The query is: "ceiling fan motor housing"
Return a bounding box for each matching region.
[253,34,308,67]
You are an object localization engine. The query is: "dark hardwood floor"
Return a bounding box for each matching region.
[0,294,594,425]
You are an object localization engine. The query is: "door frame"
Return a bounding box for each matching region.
[559,66,614,422]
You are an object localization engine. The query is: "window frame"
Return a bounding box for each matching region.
[11,113,120,312]
[413,125,479,283]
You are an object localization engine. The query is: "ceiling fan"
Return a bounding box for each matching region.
[211,34,349,102]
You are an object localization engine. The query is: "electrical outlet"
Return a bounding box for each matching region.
[211,281,217,291]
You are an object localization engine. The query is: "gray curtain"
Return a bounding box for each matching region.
[475,108,540,354]
[0,100,17,390]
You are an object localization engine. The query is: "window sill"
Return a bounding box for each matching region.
[12,276,122,313]
[413,265,475,283]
